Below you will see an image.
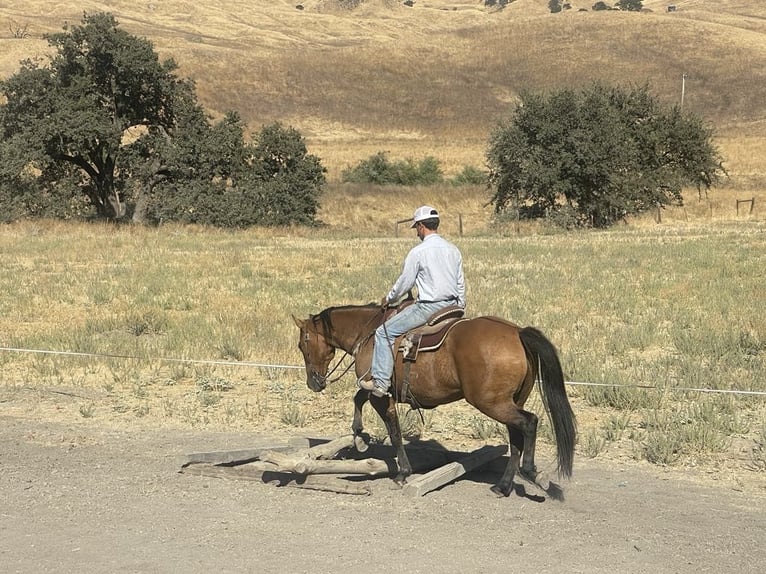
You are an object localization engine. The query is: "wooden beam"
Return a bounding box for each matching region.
[259,443,394,475]
[402,444,507,497]
[293,457,392,476]
[182,436,322,467]
[182,444,291,466]
[179,463,372,495]
[305,435,355,459]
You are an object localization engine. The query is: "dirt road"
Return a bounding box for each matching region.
[1,416,764,573]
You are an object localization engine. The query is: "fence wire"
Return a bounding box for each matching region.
[2,345,765,397]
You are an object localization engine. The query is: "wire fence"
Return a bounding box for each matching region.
[2,345,765,397]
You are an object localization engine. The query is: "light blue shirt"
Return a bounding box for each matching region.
[386,233,466,308]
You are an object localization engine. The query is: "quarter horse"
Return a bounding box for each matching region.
[293,302,576,497]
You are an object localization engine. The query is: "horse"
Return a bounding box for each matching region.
[293,302,576,497]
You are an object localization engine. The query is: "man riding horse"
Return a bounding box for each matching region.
[294,205,575,497]
[358,205,466,397]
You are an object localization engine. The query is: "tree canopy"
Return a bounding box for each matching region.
[143,120,326,227]
[0,12,182,219]
[0,12,325,226]
[617,0,644,11]
[486,83,726,228]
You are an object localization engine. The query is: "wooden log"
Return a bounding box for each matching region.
[293,457,392,476]
[259,449,392,476]
[253,435,353,467]
[180,461,276,480]
[402,444,507,497]
[182,444,289,466]
[180,463,371,495]
[290,478,372,496]
[305,435,355,460]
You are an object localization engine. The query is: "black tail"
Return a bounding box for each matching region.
[519,326,577,479]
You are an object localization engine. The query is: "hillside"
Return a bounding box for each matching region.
[1,0,765,181]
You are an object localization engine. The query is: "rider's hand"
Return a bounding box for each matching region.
[380,296,389,309]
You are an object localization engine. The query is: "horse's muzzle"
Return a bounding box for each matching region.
[307,369,327,392]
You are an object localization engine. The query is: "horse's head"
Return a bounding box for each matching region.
[292,314,336,392]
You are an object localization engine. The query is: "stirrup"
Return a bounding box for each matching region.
[357,378,390,398]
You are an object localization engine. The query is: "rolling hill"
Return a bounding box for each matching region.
[1,0,764,181]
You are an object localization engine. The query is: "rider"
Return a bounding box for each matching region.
[358,205,466,397]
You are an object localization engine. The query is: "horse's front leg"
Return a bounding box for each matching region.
[351,389,370,452]
[370,395,412,486]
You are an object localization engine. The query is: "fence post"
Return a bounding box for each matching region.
[736,198,755,216]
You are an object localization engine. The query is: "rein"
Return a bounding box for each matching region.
[323,349,356,384]
[321,308,382,385]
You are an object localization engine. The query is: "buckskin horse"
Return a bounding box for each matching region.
[293,302,576,497]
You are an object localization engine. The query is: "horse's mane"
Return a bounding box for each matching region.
[313,304,379,335]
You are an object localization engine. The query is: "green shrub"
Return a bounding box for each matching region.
[449,165,488,186]
[548,0,563,13]
[341,152,444,185]
[617,0,643,11]
[581,429,607,458]
[146,123,325,227]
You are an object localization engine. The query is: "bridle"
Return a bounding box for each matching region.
[322,349,355,384]
[307,308,382,386]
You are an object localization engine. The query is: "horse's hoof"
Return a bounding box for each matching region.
[520,468,550,491]
[490,484,511,498]
[353,434,369,452]
[392,474,409,488]
[534,472,551,491]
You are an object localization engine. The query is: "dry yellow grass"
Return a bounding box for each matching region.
[1,214,764,484]
[1,0,765,183]
[1,2,765,489]
[313,183,766,235]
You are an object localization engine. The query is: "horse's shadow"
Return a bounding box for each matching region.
[326,436,559,501]
[459,457,557,502]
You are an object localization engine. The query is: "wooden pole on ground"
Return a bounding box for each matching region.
[402,444,507,497]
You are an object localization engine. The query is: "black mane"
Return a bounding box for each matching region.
[314,304,378,336]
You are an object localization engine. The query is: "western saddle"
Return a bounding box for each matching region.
[397,304,466,361]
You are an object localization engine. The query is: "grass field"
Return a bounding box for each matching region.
[0,1,764,485]
[0,198,764,481]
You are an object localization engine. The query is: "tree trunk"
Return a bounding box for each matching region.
[106,191,126,220]
[132,159,169,224]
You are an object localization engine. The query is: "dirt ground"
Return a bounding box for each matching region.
[1,412,764,574]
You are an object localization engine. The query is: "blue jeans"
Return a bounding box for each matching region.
[370,301,451,386]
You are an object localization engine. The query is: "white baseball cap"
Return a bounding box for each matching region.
[411,205,439,228]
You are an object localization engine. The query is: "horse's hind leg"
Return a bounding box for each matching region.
[492,426,523,497]
[351,390,370,452]
[517,414,539,480]
[491,410,538,497]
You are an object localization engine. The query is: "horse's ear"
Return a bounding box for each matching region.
[291,314,304,328]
